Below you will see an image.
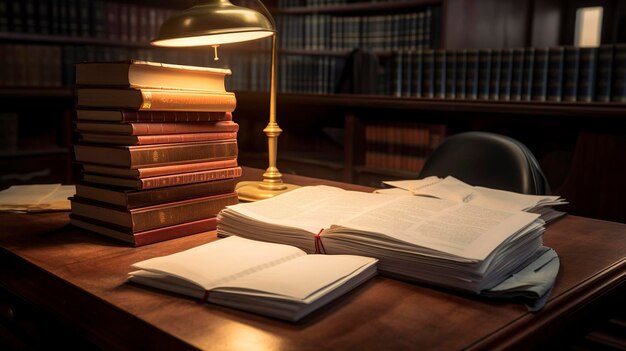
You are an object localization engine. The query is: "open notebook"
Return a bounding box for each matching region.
[128,236,378,322]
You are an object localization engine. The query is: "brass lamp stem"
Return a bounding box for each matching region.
[259,33,287,191]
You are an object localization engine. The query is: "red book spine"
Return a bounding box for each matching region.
[140,166,242,189]
[137,158,238,178]
[129,121,239,135]
[134,132,237,145]
[133,217,218,246]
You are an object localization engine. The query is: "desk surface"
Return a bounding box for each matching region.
[1,168,626,350]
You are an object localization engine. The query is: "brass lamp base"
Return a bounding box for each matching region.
[235,181,300,202]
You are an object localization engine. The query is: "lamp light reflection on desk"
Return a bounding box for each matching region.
[151,0,300,202]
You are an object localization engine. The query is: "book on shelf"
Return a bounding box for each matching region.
[521,47,535,101]
[531,47,549,101]
[216,185,547,296]
[577,47,597,102]
[70,215,218,247]
[477,49,492,100]
[127,236,378,322]
[546,47,564,102]
[76,88,237,112]
[70,191,238,233]
[82,166,243,190]
[488,49,501,100]
[464,49,479,99]
[75,120,239,135]
[81,158,239,179]
[73,140,238,168]
[498,48,513,100]
[79,131,238,145]
[75,60,231,92]
[611,44,626,102]
[595,45,614,102]
[562,46,580,102]
[75,110,233,123]
[75,178,236,208]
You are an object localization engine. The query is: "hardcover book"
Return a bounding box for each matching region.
[464,49,479,99]
[82,166,243,190]
[562,46,580,102]
[75,178,236,208]
[81,158,239,179]
[531,48,549,101]
[595,45,613,102]
[70,191,238,233]
[128,236,378,322]
[76,88,237,112]
[477,49,491,100]
[75,110,233,123]
[577,47,598,102]
[546,47,564,102]
[73,140,238,168]
[79,131,238,145]
[75,120,239,135]
[75,60,231,92]
[498,49,513,101]
[612,44,626,102]
[70,215,219,246]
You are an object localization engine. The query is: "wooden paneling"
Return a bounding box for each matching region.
[443,0,530,49]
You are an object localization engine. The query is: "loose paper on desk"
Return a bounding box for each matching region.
[0,184,75,212]
[376,176,567,222]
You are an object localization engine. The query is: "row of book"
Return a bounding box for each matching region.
[0,43,215,88]
[365,121,447,173]
[223,53,341,94]
[275,7,437,51]
[277,0,348,6]
[0,0,175,43]
[385,45,626,102]
[70,60,243,246]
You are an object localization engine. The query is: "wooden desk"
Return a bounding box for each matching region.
[1,168,625,350]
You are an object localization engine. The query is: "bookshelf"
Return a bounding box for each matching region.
[225,0,626,223]
[0,0,198,188]
[1,0,625,223]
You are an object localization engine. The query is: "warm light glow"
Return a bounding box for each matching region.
[575,6,603,47]
[152,30,273,47]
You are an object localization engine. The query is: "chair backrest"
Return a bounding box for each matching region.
[419,131,551,195]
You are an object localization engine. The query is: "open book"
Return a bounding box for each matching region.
[375,176,568,223]
[128,236,378,322]
[217,185,549,296]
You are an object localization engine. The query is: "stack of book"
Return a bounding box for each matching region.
[70,60,241,246]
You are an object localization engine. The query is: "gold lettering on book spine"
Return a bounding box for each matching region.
[152,150,159,162]
[158,211,166,224]
[142,92,152,109]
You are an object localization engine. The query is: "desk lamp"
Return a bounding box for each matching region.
[151,0,299,201]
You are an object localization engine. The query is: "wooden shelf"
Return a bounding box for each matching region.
[236,92,626,119]
[272,0,440,15]
[0,88,74,99]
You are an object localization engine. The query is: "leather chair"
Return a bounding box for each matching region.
[419,131,551,195]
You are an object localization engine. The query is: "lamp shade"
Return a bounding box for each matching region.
[151,0,275,47]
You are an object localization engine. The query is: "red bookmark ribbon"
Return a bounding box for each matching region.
[314,229,327,254]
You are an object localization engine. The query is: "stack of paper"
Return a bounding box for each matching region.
[217,185,550,295]
[376,176,568,222]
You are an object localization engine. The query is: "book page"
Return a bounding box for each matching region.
[382,176,566,212]
[213,255,377,302]
[331,195,540,261]
[229,186,400,234]
[130,236,305,290]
